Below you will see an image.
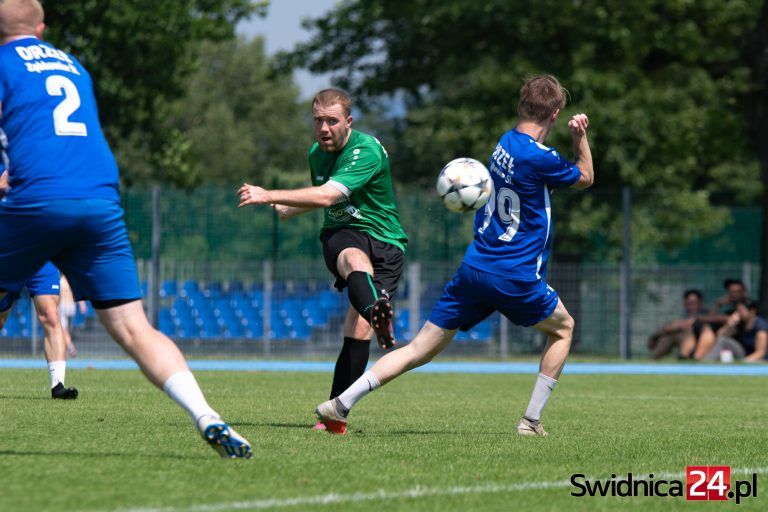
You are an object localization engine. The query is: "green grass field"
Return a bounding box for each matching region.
[2,367,767,511]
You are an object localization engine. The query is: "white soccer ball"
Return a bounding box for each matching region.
[436,157,492,213]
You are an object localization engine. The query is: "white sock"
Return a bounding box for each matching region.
[337,370,381,411]
[523,372,557,422]
[162,371,218,424]
[48,360,66,388]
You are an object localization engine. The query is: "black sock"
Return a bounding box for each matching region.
[346,271,380,320]
[330,337,371,399]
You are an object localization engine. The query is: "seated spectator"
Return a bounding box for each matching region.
[696,299,768,362]
[697,278,749,331]
[648,289,714,359]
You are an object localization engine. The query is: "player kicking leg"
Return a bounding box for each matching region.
[316,263,575,436]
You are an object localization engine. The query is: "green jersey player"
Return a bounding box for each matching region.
[238,88,407,432]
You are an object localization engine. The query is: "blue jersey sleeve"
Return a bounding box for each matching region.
[536,148,582,188]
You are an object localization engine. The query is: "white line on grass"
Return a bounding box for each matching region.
[116,466,768,512]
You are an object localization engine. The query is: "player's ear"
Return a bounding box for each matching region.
[550,109,560,123]
[35,22,45,39]
[346,115,353,127]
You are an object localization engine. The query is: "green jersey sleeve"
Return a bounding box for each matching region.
[329,144,384,193]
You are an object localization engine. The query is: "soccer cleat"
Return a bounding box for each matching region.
[197,415,253,459]
[315,398,348,435]
[51,382,78,400]
[370,297,396,349]
[516,417,549,437]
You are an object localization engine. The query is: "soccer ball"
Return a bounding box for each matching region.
[436,157,492,213]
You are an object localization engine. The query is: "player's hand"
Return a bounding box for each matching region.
[238,183,269,207]
[568,113,589,137]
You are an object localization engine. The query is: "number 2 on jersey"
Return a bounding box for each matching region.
[45,75,87,137]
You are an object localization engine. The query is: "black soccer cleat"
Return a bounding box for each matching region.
[51,382,79,400]
[370,297,396,349]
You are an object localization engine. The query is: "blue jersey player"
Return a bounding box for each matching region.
[316,75,594,436]
[0,0,251,458]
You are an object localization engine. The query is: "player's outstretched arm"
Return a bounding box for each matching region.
[237,182,344,209]
[568,114,594,189]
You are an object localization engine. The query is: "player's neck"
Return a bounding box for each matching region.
[516,121,550,143]
[0,34,37,45]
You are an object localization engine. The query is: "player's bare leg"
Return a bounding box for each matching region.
[518,299,574,436]
[316,321,455,433]
[96,300,252,458]
[33,295,78,399]
[369,321,454,384]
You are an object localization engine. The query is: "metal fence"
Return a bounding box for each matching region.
[2,259,760,360]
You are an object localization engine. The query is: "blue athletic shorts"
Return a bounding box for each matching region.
[0,199,141,303]
[0,261,60,311]
[428,262,559,330]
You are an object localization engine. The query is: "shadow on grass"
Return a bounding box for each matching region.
[0,449,211,461]
[239,420,314,429]
[0,395,50,400]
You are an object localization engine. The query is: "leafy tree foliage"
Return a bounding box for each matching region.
[284,0,764,261]
[41,0,264,185]
[165,37,310,188]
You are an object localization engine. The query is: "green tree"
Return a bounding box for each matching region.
[41,0,264,185]
[284,0,763,261]
[167,37,310,188]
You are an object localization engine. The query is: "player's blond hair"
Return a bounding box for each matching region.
[517,75,568,123]
[313,88,352,117]
[0,0,43,39]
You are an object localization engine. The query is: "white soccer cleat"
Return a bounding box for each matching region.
[315,398,348,435]
[197,415,253,459]
[516,417,549,437]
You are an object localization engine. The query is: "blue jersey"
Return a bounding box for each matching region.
[0,37,119,205]
[463,129,581,281]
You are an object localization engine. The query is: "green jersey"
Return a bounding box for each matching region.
[308,130,408,252]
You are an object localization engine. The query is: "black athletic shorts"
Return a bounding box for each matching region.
[320,228,404,298]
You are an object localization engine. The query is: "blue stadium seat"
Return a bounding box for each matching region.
[181,280,199,297]
[160,280,177,298]
[394,309,412,340]
[204,282,223,298]
[158,309,175,336]
[2,313,20,336]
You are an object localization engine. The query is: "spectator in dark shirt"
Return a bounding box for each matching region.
[697,299,768,362]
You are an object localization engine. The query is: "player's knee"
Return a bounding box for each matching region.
[36,305,60,329]
[558,312,575,336]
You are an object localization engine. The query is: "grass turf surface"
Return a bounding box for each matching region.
[1,368,767,511]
